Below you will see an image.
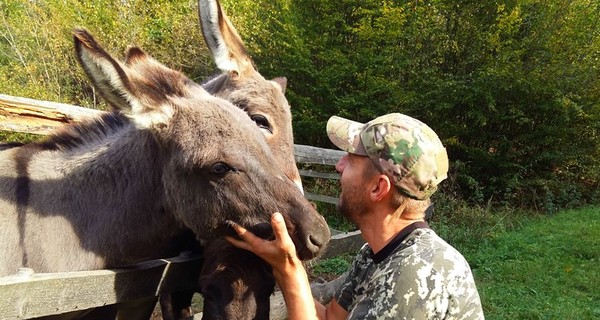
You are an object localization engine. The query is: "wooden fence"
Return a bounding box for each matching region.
[0,94,362,319]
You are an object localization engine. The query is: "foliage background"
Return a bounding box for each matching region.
[1,0,599,212]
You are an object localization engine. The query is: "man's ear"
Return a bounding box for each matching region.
[369,174,393,202]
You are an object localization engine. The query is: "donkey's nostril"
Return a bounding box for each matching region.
[308,234,324,250]
[308,224,330,249]
[296,226,331,260]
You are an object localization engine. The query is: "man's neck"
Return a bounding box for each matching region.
[358,211,424,254]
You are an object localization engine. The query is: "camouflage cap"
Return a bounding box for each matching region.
[327,113,449,200]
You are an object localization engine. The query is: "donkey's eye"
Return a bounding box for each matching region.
[250,114,272,134]
[211,162,236,175]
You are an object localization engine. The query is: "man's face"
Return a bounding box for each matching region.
[335,153,372,223]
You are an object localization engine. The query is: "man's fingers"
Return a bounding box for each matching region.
[226,213,299,270]
[270,212,289,240]
[229,221,247,236]
[230,220,258,241]
[228,221,264,249]
[227,213,294,258]
[225,236,251,251]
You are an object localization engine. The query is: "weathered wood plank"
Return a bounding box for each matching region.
[305,192,339,205]
[0,253,203,319]
[298,169,340,180]
[294,144,344,166]
[319,230,364,260]
[0,94,104,135]
[0,115,66,136]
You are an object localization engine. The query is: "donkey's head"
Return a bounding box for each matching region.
[198,0,302,192]
[73,29,329,259]
[199,238,274,320]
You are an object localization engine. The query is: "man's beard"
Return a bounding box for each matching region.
[336,184,367,224]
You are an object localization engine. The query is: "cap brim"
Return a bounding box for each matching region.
[326,116,367,155]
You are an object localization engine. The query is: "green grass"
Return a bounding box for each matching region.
[308,253,354,282]
[468,207,600,319]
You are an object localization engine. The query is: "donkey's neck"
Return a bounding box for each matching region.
[21,126,184,267]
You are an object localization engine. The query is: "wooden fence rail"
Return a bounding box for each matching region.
[0,94,103,135]
[0,93,361,319]
[0,253,203,319]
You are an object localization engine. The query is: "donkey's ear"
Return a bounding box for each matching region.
[73,29,133,112]
[198,0,255,79]
[124,47,149,66]
[272,77,287,94]
[74,29,173,129]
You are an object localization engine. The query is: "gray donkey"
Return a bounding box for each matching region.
[200,0,303,192]
[0,29,330,319]
[160,0,322,318]
[160,0,320,319]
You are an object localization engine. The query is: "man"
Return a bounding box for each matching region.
[227,113,484,319]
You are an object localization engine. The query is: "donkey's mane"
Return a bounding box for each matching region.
[29,112,128,152]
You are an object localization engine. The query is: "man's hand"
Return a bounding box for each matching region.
[225,212,300,273]
[226,212,324,320]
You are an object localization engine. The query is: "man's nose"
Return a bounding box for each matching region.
[335,154,349,173]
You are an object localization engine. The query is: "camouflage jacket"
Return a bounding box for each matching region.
[335,222,484,319]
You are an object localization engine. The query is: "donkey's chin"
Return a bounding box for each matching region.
[293,240,322,261]
[222,220,274,241]
[248,222,275,240]
[221,220,325,260]
[296,247,316,260]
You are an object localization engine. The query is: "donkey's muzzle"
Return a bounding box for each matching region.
[294,214,331,260]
